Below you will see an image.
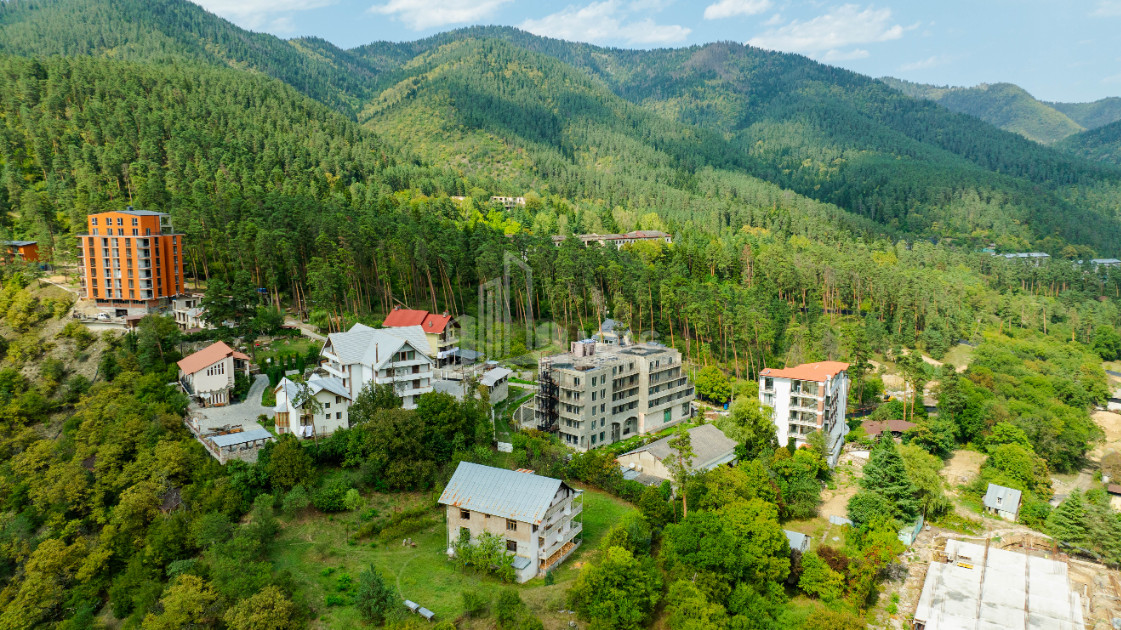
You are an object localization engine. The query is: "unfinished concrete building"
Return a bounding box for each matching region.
[913,539,1085,630]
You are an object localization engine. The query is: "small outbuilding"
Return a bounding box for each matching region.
[783,530,810,554]
[615,424,737,485]
[862,419,917,439]
[982,483,1022,521]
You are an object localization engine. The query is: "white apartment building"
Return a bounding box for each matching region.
[320,323,434,408]
[534,341,695,451]
[759,361,849,466]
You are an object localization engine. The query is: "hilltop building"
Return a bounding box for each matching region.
[178,341,250,407]
[533,340,694,451]
[490,196,526,208]
[320,323,433,408]
[551,230,672,249]
[982,483,1022,521]
[439,462,583,583]
[759,361,849,466]
[78,207,184,315]
[1,241,39,263]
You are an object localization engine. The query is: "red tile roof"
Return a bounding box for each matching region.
[383,308,452,334]
[862,419,917,437]
[177,341,249,375]
[760,361,849,382]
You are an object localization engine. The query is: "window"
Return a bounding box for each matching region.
[506,540,517,552]
[92,228,99,235]
[336,412,342,419]
[131,218,138,226]
[336,395,343,403]
[91,217,98,225]
[664,409,672,423]
[325,402,331,409]
[599,431,605,442]
[506,519,517,531]
[132,229,138,236]
[591,434,597,445]
[460,509,470,520]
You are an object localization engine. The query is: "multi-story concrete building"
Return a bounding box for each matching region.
[534,341,695,451]
[439,462,583,583]
[759,361,849,466]
[551,230,673,249]
[319,323,433,409]
[78,207,184,315]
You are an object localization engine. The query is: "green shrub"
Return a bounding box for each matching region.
[313,476,351,512]
[462,590,490,618]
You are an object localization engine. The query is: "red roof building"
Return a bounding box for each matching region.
[177,341,250,407]
[382,307,458,366]
[759,361,851,467]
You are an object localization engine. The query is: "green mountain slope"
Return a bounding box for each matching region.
[355,29,1121,249]
[0,0,380,114]
[1058,120,1121,165]
[1049,97,1121,130]
[880,78,1086,144]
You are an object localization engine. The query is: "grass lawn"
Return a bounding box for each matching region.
[255,336,316,364]
[942,343,975,370]
[269,487,636,629]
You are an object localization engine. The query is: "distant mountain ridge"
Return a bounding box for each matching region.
[880,76,1121,145]
[1,1,1121,250]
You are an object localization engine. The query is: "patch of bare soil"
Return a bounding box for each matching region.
[940,450,986,488]
[1089,409,1121,462]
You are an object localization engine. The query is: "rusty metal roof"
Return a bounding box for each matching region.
[438,462,568,525]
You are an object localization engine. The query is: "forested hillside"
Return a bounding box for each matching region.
[1059,119,1121,166]
[2,4,1121,250]
[879,78,1088,144]
[0,0,380,114]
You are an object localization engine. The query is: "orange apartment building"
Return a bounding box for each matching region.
[78,207,184,315]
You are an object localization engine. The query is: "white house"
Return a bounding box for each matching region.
[273,374,351,439]
[759,361,849,467]
[320,323,434,408]
[177,341,250,407]
[982,483,1022,521]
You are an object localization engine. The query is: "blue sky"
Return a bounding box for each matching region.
[191,0,1121,102]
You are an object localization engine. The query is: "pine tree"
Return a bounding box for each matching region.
[1046,491,1089,546]
[860,436,921,522]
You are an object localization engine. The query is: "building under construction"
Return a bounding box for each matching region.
[531,339,695,451]
[912,539,1085,630]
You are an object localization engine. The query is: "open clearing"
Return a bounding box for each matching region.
[270,486,634,629]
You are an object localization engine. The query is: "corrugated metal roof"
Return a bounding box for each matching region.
[784,530,810,552]
[209,428,274,447]
[323,323,430,368]
[621,424,737,471]
[983,483,1022,512]
[479,367,512,387]
[438,462,569,524]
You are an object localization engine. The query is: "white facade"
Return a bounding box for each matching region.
[759,362,849,466]
[320,323,434,409]
[273,375,351,438]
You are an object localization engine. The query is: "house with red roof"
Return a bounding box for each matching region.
[382,307,459,367]
[759,361,850,466]
[177,341,250,407]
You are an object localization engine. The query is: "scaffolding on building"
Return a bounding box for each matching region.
[535,358,558,433]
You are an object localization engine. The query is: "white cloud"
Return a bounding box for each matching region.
[192,0,334,31]
[763,13,783,26]
[746,4,909,61]
[369,0,514,30]
[521,1,691,45]
[1104,72,1121,84]
[899,54,950,72]
[822,48,869,62]
[703,0,773,20]
[1092,1,1121,17]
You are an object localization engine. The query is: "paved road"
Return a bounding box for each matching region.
[193,374,272,432]
[284,318,326,342]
